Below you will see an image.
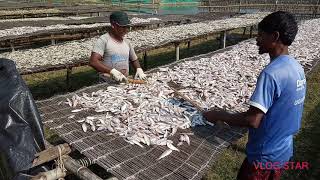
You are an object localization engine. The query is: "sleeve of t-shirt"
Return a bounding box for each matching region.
[128,41,138,62]
[249,71,280,114]
[92,37,105,57]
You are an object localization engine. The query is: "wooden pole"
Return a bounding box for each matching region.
[315,0,320,18]
[51,35,56,45]
[66,66,72,91]
[143,51,148,69]
[32,143,71,168]
[175,43,180,61]
[249,26,253,38]
[242,27,247,38]
[45,141,104,180]
[10,42,15,52]
[62,156,104,180]
[220,30,227,49]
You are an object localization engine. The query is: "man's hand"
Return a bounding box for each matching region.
[110,69,128,83]
[134,68,146,80]
[202,111,216,123]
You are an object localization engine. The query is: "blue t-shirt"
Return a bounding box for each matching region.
[247,55,306,168]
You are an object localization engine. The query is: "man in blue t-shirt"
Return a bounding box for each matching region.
[203,11,306,180]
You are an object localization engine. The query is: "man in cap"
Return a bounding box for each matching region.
[89,11,146,83]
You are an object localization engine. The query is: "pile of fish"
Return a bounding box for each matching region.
[0,17,162,38]
[151,41,267,112]
[126,17,260,48]
[66,80,205,160]
[0,16,91,23]
[149,19,320,112]
[0,8,61,15]
[1,16,317,73]
[0,23,110,38]
[236,12,271,19]
[0,15,265,71]
[130,17,161,24]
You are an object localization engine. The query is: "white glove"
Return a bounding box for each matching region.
[110,69,128,82]
[134,68,146,80]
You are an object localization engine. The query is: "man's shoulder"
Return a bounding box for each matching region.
[123,38,131,45]
[264,55,297,75]
[97,33,110,42]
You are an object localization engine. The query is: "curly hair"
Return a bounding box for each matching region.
[258,11,298,46]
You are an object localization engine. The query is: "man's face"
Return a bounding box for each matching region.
[256,30,276,54]
[112,22,129,37]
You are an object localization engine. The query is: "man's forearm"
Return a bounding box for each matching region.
[204,110,250,127]
[90,60,112,74]
[131,59,141,69]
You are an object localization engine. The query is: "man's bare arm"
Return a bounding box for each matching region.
[89,52,112,73]
[203,106,265,128]
[130,59,142,70]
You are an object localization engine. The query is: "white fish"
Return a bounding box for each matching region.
[97,126,105,131]
[77,119,85,123]
[163,130,169,138]
[71,109,83,113]
[121,104,127,113]
[177,142,184,146]
[184,134,190,145]
[82,123,87,132]
[86,116,95,120]
[143,134,151,146]
[156,138,168,146]
[131,140,144,148]
[179,135,185,142]
[66,98,72,107]
[157,149,173,160]
[91,125,96,132]
[73,99,78,107]
[167,142,180,152]
[106,124,114,132]
[171,126,178,136]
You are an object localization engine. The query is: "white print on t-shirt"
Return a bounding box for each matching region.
[294,96,305,106]
[296,78,306,91]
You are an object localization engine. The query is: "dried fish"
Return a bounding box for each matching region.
[157,149,173,160]
[71,109,83,113]
[0,8,61,16]
[167,142,180,152]
[82,123,88,133]
[1,14,266,71]
[184,134,190,145]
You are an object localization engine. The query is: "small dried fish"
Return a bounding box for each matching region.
[157,149,173,160]
[184,134,190,145]
[71,109,83,113]
[82,123,88,133]
[167,142,180,152]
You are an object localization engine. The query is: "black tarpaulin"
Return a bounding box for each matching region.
[0,58,46,179]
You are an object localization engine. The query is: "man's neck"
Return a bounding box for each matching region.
[269,45,289,61]
[109,31,123,42]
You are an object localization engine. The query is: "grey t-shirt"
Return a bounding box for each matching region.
[92,33,138,82]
